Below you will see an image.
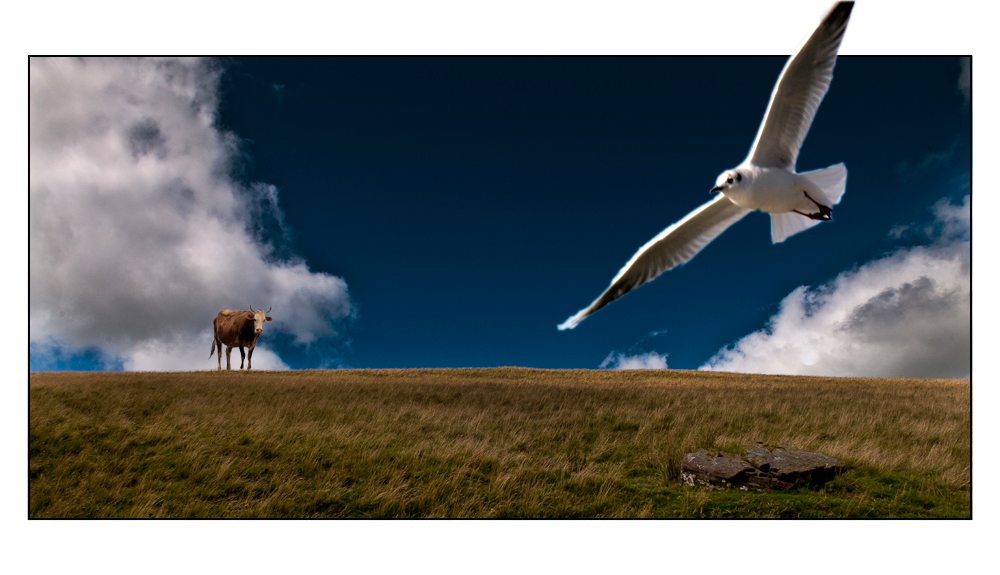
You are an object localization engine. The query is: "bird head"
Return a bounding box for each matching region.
[711,169,744,193]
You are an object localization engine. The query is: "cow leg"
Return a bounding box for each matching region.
[247,343,254,371]
[225,346,233,370]
[239,345,246,370]
[216,338,223,370]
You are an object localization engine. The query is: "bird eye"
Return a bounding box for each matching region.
[727,177,734,184]
[736,173,742,182]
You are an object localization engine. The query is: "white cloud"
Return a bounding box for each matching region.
[887,224,910,240]
[127,331,291,371]
[29,58,354,370]
[600,351,669,370]
[701,194,970,378]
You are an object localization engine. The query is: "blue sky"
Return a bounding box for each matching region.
[29,54,970,375]
[223,56,970,373]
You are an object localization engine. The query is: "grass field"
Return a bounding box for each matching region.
[29,368,970,518]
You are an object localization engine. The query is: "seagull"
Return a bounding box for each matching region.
[558,1,854,331]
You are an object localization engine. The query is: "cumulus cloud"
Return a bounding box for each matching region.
[887,224,910,240]
[30,58,353,370]
[600,351,669,370]
[701,194,969,378]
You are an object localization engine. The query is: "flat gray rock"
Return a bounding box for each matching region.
[681,442,846,491]
[680,450,755,489]
[744,442,846,484]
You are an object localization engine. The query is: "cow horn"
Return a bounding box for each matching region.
[248,303,254,312]
[266,306,271,314]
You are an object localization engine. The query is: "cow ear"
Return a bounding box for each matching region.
[246,313,255,319]
[265,316,272,321]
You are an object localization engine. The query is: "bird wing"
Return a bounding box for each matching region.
[746,2,853,170]
[558,194,750,330]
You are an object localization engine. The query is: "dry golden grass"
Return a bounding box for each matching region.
[29,368,970,518]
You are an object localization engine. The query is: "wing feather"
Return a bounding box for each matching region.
[558,194,750,330]
[746,2,853,169]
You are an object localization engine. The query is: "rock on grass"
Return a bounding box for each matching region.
[681,442,846,491]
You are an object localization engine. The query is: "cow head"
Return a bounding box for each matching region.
[247,305,273,335]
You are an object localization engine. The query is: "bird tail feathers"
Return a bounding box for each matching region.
[771,211,821,243]
[771,162,847,244]
[801,162,847,206]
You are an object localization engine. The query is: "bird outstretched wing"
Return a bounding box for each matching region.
[746,1,853,170]
[558,194,750,330]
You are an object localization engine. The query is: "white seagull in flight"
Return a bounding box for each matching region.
[558,1,854,331]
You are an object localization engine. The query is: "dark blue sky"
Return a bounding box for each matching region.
[210,56,968,369]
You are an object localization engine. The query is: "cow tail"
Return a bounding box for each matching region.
[209,318,217,358]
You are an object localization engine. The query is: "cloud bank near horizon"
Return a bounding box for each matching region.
[701,193,970,378]
[30,58,354,370]
[599,328,671,370]
[600,351,669,370]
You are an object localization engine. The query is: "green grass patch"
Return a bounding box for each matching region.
[29,368,969,518]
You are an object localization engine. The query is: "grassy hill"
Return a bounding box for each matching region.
[29,368,970,518]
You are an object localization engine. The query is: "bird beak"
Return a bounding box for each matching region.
[711,185,723,193]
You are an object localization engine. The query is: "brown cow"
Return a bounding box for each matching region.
[209,306,273,370]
